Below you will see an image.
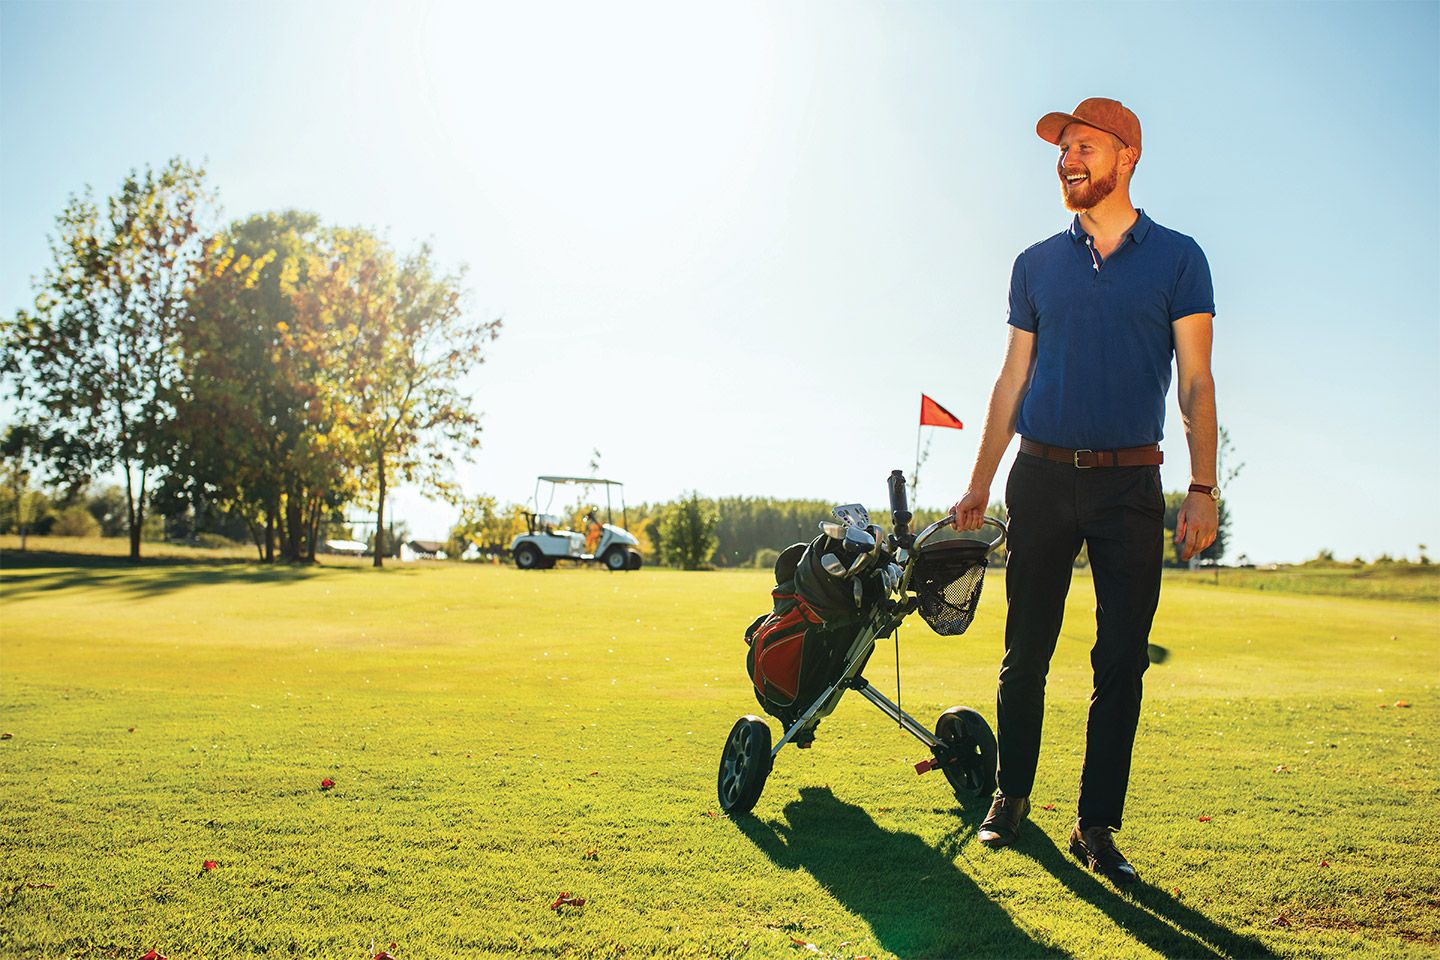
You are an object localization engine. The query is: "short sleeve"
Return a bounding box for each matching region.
[1007,252,1037,331]
[1171,241,1216,322]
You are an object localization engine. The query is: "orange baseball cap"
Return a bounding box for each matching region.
[1037,97,1141,159]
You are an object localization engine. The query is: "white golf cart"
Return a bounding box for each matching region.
[510,476,643,571]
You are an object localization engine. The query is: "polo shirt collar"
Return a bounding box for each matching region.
[1068,208,1153,244]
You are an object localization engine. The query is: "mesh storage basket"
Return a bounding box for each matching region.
[912,538,991,636]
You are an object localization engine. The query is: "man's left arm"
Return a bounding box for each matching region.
[1174,312,1217,561]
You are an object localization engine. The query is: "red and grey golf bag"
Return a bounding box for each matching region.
[743,537,877,730]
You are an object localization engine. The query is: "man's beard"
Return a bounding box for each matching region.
[1061,165,1118,212]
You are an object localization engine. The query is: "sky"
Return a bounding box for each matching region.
[2,0,1437,563]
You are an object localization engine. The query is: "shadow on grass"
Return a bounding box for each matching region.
[0,548,420,600]
[735,786,1069,959]
[1005,823,1278,960]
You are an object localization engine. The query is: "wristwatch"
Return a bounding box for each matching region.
[1188,483,1221,502]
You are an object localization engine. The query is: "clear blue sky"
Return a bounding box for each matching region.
[3,0,1437,563]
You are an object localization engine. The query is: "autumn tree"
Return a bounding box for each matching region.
[178,211,358,562]
[312,234,499,567]
[1,158,210,560]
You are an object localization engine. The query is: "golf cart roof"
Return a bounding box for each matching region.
[537,476,624,486]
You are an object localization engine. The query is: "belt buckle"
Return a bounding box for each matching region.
[1073,448,1094,469]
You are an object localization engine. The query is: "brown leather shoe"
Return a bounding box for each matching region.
[977,793,1030,848]
[1068,824,1140,885]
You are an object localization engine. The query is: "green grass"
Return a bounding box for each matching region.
[1,547,1437,959]
[1163,563,1439,603]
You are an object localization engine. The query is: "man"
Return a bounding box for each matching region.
[949,97,1218,885]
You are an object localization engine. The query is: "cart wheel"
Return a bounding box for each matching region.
[604,548,628,571]
[717,715,772,814]
[514,543,543,570]
[627,552,642,570]
[934,706,997,799]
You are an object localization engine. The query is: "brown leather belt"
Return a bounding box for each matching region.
[1020,438,1163,469]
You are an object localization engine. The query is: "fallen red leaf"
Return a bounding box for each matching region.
[128,727,136,733]
[582,848,598,860]
[1269,914,1292,927]
[1395,700,1411,708]
[1040,803,1056,811]
[788,935,819,952]
[320,778,335,790]
[549,891,586,909]
[139,952,168,960]
[373,952,395,960]
[1198,816,1213,822]
[202,860,218,872]
[1172,887,1182,898]
[1320,860,1330,867]
[702,810,718,819]
[0,732,12,740]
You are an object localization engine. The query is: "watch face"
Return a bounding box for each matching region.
[1209,487,1221,501]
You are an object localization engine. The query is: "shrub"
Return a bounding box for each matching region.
[51,505,100,538]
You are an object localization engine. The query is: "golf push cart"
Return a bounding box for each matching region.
[717,470,1006,814]
[510,475,643,571]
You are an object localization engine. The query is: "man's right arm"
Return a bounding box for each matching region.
[949,326,1036,531]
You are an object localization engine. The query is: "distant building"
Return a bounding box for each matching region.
[400,539,448,562]
[322,539,368,556]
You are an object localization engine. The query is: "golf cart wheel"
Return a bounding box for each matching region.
[514,543,543,570]
[934,706,998,799]
[627,552,642,571]
[604,548,628,571]
[717,715,772,814]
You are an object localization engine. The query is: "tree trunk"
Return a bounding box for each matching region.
[306,497,321,562]
[374,452,386,568]
[264,507,275,563]
[245,511,264,563]
[124,464,142,562]
[283,492,303,563]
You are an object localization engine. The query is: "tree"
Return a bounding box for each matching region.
[661,492,719,570]
[0,424,42,549]
[310,233,500,567]
[2,158,210,560]
[449,494,525,558]
[179,211,358,562]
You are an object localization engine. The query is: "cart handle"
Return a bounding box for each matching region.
[913,513,1008,554]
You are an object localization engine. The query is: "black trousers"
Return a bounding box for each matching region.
[997,451,1164,830]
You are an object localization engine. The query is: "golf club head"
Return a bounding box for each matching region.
[819,520,846,539]
[821,552,848,578]
[842,525,876,554]
[845,551,870,577]
[832,503,871,529]
[1147,643,1170,664]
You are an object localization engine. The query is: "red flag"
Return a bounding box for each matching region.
[919,394,964,430]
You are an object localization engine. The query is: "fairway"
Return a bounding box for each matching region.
[1,553,1437,959]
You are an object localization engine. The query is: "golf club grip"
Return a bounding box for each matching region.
[888,470,909,516]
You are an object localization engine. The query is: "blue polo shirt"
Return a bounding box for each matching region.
[1008,209,1215,449]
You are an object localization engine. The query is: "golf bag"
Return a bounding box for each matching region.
[743,536,878,729]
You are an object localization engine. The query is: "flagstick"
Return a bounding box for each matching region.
[913,421,923,507]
